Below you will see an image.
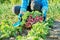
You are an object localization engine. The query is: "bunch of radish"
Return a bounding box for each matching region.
[25,14,43,28]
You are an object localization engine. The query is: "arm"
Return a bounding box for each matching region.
[18,0,30,19]
[42,0,48,21]
[20,0,30,12]
[13,0,30,27]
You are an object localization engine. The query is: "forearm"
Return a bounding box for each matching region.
[18,0,30,19]
[42,0,48,17]
[42,6,48,17]
[41,6,48,21]
[20,0,30,12]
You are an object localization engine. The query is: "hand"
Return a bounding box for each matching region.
[18,11,24,19]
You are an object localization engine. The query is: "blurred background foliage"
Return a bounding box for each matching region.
[0,0,21,5]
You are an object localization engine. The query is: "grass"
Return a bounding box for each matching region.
[0,3,18,24]
[47,0,60,20]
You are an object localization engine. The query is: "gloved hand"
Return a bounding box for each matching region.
[13,13,23,27]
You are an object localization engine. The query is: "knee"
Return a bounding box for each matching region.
[12,5,21,15]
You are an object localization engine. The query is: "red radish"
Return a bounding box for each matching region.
[27,21,32,25]
[27,18,30,22]
[29,14,33,19]
[29,16,32,19]
[30,19,34,22]
[39,16,43,20]
[25,15,44,28]
[25,22,31,28]
[30,14,32,17]
[36,16,39,20]
[27,15,33,22]
[39,16,43,22]
[36,16,40,21]
[34,16,39,23]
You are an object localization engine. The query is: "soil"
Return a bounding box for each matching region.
[46,21,60,40]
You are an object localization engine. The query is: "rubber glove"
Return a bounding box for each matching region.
[13,13,23,27]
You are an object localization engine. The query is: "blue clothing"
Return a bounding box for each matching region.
[20,0,48,20]
[20,0,48,12]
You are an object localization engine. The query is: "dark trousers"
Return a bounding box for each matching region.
[13,5,32,15]
[13,3,42,15]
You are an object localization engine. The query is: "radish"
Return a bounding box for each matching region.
[39,16,43,22]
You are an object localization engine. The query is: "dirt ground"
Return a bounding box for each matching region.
[46,20,60,40]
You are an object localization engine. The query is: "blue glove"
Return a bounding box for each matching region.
[13,14,23,27]
[13,20,21,27]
